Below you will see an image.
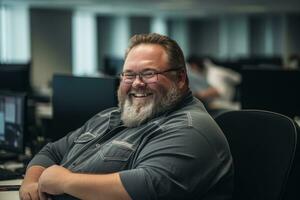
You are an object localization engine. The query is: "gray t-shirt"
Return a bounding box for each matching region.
[28,92,233,200]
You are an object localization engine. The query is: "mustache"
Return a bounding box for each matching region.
[127,88,153,95]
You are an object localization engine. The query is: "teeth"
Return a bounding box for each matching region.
[134,94,148,97]
[129,91,152,98]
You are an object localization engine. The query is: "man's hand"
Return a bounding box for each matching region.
[19,166,46,200]
[19,182,39,200]
[38,165,72,198]
[32,165,131,200]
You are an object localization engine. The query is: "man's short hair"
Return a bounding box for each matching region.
[125,33,186,70]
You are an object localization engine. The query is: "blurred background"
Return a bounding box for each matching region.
[1,0,300,147]
[1,1,300,196]
[1,0,300,93]
[0,0,300,173]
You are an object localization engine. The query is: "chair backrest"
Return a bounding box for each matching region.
[214,110,298,200]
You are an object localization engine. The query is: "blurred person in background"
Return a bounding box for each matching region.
[285,54,300,70]
[204,57,241,110]
[186,56,220,106]
[187,55,241,112]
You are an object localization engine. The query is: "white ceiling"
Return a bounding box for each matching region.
[2,0,300,17]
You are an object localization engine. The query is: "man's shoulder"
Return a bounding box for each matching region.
[161,99,213,130]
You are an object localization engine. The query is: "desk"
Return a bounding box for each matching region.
[0,179,22,199]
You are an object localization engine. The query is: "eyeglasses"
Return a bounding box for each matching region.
[120,68,183,84]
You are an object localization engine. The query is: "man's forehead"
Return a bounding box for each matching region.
[127,44,166,58]
[123,44,168,70]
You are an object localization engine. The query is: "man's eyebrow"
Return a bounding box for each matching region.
[123,67,158,73]
[123,69,134,73]
[140,67,160,72]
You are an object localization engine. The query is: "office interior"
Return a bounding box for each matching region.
[0,0,300,198]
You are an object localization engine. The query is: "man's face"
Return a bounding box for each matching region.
[118,44,183,127]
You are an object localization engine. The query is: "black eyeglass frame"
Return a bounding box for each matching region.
[119,67,184,84]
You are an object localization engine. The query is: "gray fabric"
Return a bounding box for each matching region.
[28,92,233,200]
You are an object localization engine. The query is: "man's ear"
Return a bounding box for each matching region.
[177,70,187,89]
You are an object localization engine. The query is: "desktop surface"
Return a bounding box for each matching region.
[0,179,22,200]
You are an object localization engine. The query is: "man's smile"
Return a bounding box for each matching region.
[129,92,153,98]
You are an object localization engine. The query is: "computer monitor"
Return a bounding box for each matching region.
[241,68,300,118]
[0,91,26,157]
[0,63,31,93]
[103,56,124,76]
[51,74,120,141]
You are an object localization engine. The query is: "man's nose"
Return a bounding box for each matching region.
[132,75,146,88]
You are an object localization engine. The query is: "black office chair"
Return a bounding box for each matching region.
[214,110,298,200]
[284,122,300,200]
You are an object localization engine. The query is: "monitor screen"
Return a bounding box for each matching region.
[0,63,31,92]
[51,74,119,141]
[103,57,124,76]
[241,68,300,118]
[0,91,26,154]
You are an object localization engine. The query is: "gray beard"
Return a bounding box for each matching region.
[118,84,182,128]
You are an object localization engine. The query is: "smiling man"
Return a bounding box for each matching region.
[118,42,185,128]
[20,33,233,200]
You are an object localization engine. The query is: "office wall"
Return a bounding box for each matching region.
[97,15,129,71]
[168,19,189,57]
[250,16,268,56]
[0,5,30,63]
[189,18,220,57]
[222,16,250,59]
[97,15,111,71]
[27,10,300,83]
[249,15,284,57]
[130,16,151,36]
[72,11,97,76]
[30,8,72,92]
[287,14,300,55]
[271,15,284,56]
[182,14,294,61]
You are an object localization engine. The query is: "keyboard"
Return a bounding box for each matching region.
[0,167,23,180]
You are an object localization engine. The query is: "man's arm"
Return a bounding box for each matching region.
[19,165,46,200]
[19,135,74,200]
[38,165,132,200]
[20,126,86,200]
